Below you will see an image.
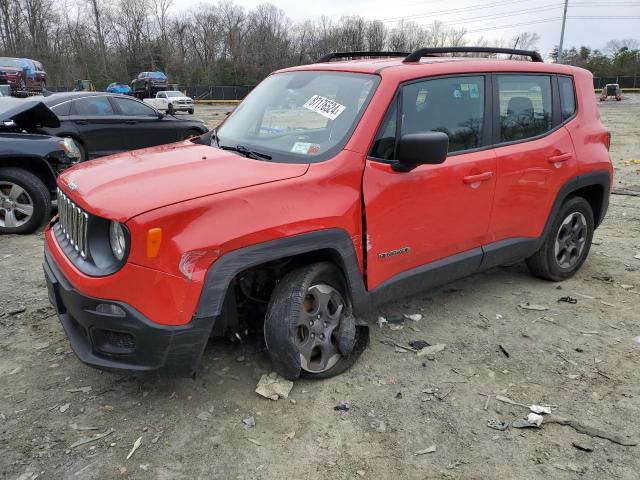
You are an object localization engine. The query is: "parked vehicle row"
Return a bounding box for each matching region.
[43,48,612,380]
[1,92,208,233]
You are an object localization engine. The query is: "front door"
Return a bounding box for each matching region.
[362,74,496,290]
[110,96,175,150]
[68,96,123,158]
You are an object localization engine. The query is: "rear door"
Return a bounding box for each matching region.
[110,96,176,149]
[362,74,497,289]
[487,74,577,245]
[68,96,123,157]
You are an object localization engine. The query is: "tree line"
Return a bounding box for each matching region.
[554,39,640,79]
[0,0,636,88]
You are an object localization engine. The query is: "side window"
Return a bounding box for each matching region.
[497,75,552,142]
[369,98,397,160]
[51,102,70,116]
[158,92,166,98]
[112,97,158,116]
[71,97,114,116]
[401,76,486,153]
[558,76,576,121]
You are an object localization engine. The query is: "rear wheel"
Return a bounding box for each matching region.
[0,168,51,234]
[264,262,367,380]
[526,196,594,281]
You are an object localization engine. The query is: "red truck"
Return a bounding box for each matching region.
[44,48,612,380]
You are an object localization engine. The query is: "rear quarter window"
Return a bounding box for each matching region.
[558,76,576,121]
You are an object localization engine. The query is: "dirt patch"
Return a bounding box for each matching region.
[1,96,639,479]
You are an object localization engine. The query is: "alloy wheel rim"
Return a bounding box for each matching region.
[554,211,587,269]
[0,182,34,229]
[294,283,345,373]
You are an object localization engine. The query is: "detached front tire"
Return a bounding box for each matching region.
[0,167,51,234]
[264,262,368,380]
[526,196,594,281]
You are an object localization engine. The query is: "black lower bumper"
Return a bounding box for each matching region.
[43,248,215,375]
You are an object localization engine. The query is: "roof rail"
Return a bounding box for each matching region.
[403,47,543,63]
[317,51,410,63]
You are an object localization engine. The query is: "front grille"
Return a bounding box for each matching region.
[57,188,89,258]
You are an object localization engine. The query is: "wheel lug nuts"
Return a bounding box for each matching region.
[324,322,328,327]
[317,314,321,319]
[311,333,315,338]
[310,320,314,326]
[320,334,325,340]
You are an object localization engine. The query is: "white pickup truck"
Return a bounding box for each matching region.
[143,91,194,114]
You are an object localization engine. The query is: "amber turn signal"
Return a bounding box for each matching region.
[146,228,162,258]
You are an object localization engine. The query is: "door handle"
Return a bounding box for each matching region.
[74,120,88,125]
[125,120,137,125]
[463,171,494,184]
[548,152,573,164]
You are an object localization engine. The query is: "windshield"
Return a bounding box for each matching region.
[0,57,21,68]
[166,91,182,97]
[149,72,166,79]
[215,71,379,163]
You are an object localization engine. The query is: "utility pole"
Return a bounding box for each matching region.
[557,0,569,63]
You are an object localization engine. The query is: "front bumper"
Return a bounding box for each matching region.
[44,247,215,375]
[0,75,20,88]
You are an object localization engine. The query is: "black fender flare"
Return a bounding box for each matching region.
[193,228,371,320]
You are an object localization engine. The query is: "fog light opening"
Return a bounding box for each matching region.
[95,303,126,317]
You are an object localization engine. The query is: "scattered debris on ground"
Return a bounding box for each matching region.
[255,372,293,400]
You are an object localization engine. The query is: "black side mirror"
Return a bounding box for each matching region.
[157,111,164,119]
[393,132,449,172]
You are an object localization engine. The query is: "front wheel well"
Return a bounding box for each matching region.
[213,249,352,338]
[0,157,56,195]
[570,184,605,227]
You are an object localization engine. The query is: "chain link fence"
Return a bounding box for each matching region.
[593,76,640,89]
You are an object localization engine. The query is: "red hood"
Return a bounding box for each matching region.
[58,141,309,221]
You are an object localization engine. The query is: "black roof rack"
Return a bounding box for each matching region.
[317,51,410,63]
[403,47,543,63]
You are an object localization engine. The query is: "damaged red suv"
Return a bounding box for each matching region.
[44,48,612,380]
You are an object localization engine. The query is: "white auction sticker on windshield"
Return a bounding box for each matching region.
[303,95,346,120]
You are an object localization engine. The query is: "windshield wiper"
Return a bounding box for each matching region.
[219,144,272,161]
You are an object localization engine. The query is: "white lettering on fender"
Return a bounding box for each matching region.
[303,95,346,120]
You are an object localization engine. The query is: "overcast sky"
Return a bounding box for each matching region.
[170,0,640,57]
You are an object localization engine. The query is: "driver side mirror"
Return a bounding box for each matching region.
[392,132,449,172]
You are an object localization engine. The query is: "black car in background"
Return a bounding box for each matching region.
[37,92,208,161]
[131,71,168,99]
[1,99,78,234]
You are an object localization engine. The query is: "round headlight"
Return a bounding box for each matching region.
[109,221,127,261]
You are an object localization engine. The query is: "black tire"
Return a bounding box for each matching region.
[526,196,594,281]
[188,109,194,115]
[167,103,174,115]
[264,262,368,380]
[0,167,51,234]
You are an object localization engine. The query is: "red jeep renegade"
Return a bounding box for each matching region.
[44,47,612,380]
